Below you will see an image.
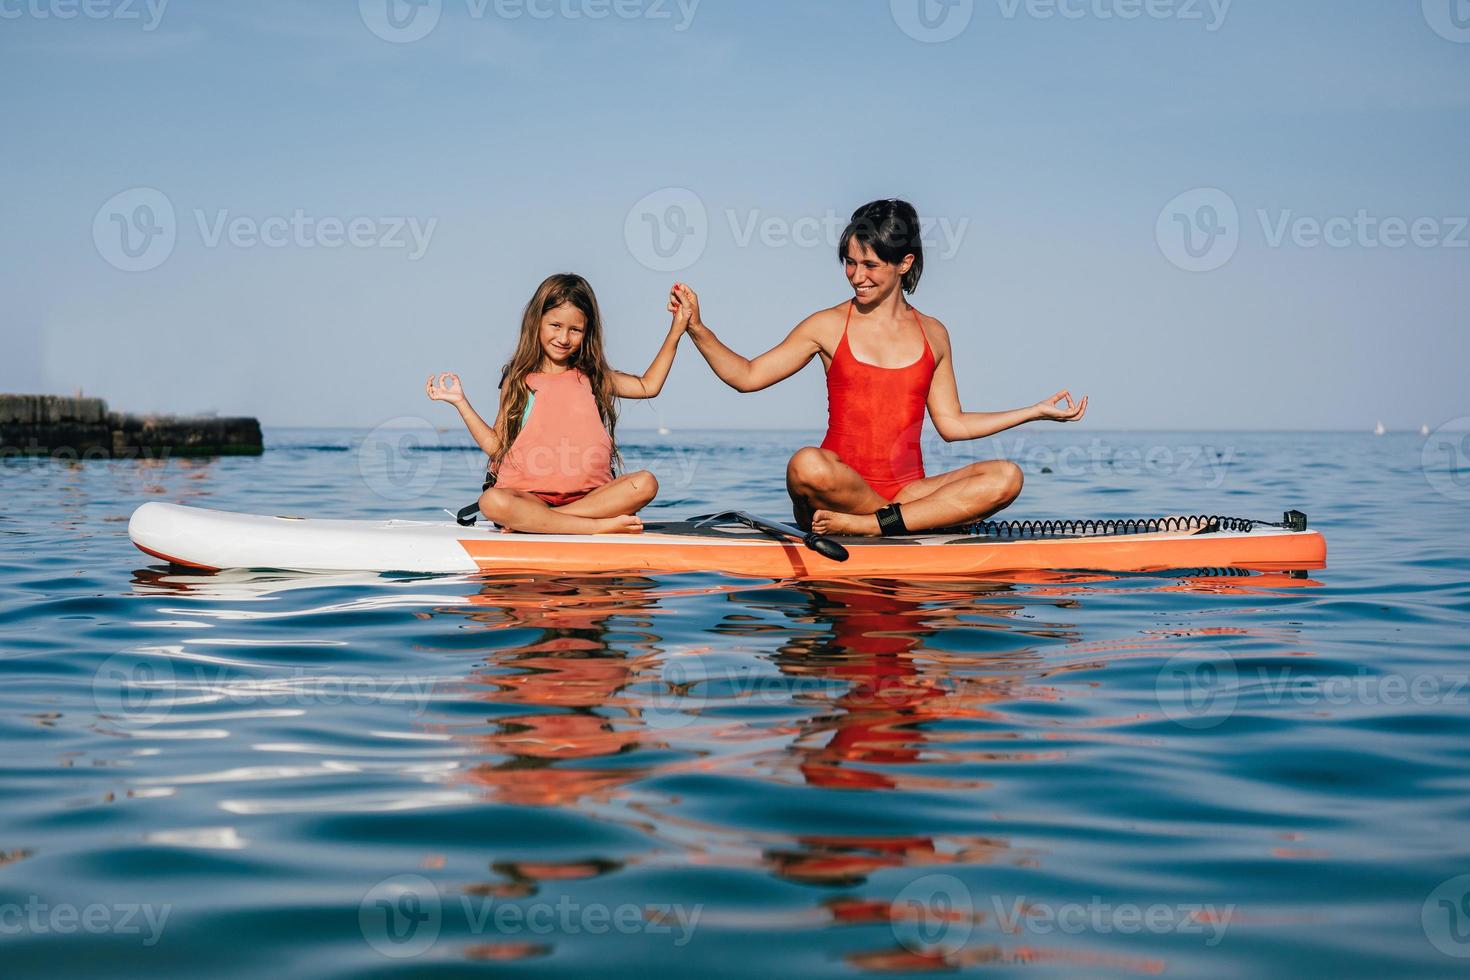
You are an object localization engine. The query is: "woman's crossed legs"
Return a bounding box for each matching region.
[785,446,1022,536]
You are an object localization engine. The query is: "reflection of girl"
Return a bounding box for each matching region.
[448,576,666,808]
[676,199,1088,536]
[428,273,689,534]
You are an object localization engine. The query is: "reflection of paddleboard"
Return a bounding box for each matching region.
[129,502,1326,577]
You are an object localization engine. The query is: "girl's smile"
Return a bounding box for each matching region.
[540,302,587,369]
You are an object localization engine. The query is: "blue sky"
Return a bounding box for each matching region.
[2,0,1467,431]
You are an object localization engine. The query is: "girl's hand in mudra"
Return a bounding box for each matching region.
[426,372,466,406]
[1034,390,1088,423]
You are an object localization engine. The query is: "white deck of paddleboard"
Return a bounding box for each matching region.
[128,502,1304,575]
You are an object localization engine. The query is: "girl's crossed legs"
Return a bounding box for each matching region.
[479,470,658,534]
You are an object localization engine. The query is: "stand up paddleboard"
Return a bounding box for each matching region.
[128,502,1326,577]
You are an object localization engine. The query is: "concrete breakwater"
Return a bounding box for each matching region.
[1,394,262,458]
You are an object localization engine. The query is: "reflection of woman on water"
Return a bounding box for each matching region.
[748,581,1046,793]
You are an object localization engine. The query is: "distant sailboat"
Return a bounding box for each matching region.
[1420,423,1431,436]
[1374,421,1386,436]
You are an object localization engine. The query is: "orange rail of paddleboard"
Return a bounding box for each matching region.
[457,529,1327,578]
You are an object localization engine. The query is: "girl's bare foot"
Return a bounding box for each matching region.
[811,509,880,536]
[592,515,643,534]
[491,512,643,535]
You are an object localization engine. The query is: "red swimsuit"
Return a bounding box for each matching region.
[819,302,937,501]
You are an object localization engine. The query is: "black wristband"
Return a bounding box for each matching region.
[875,503,909,537]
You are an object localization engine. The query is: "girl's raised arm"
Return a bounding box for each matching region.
[427,372,508,457]
[609,295,691,400]
[924,322,1088,441]
[677,284,823,393]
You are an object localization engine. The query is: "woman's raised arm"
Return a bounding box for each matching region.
[677,285,823,393]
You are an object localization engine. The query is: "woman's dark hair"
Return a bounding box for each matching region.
[838,199,924,294]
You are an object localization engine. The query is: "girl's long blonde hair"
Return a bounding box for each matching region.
[492,273,620,473]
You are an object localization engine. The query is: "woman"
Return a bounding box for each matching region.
[673,199,1087,536]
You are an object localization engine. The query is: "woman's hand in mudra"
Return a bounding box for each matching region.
[1034,390,1088,423]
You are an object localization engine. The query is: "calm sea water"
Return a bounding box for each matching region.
[2,427,1468,978]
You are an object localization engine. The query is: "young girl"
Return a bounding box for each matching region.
[674,198,1088,536]
[428,273,689,534]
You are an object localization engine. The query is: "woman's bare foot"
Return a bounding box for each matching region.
[810,509,880,536]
